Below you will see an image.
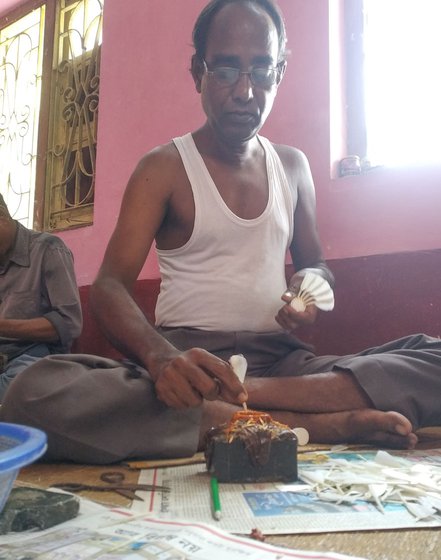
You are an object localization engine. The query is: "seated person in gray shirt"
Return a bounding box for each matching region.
[0,193,82,401]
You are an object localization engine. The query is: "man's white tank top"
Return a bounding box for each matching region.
[155,132,296,332]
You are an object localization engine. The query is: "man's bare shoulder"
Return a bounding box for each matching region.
[126,140,186,202]
[135,141,181,175]
[269,143,313,193]
[270,142,310,172]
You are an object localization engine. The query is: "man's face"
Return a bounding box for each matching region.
[196,2,284,145]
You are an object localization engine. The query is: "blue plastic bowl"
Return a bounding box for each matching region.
[0,422,47,514]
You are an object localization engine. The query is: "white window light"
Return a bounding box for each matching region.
[363,0,441,166]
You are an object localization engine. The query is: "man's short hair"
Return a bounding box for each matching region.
[192,0,287,63]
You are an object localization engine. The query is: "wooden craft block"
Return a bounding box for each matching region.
[204,411,298,483]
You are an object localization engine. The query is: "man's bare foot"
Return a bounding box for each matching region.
[199,402,417,450]
[271,409,418,450]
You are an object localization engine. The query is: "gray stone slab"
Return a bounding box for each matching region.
[0,487,80,534]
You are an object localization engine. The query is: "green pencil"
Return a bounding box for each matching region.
[210,475,222,520]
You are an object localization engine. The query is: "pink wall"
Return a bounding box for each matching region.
[0,0,22,15]
[3,0,441,286]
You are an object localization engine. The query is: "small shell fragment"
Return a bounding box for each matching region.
[293,427,309,446]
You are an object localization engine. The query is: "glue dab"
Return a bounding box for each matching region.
[293,427,309,446]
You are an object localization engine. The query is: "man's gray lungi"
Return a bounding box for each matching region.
[1,330,440,463]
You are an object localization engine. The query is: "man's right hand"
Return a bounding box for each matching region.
[152,347,248,409]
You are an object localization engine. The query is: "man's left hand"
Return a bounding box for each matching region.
[275,291,318,332]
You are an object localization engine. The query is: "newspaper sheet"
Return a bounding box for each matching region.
[131,448,441,535]
[0,507,367,559]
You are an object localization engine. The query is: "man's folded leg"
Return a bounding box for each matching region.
[0,354,201,464]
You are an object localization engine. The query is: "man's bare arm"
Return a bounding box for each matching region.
[289,149,333,283]
[275,146,333,331]
[0,318,58,341]
[91,149,187,373]
[90,148,247,409]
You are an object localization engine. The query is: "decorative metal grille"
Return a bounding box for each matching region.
[0,8,44,227]
[45,0,103,230]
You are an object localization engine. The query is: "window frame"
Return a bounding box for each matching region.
[1,0,55,230]
[0,0,101,231]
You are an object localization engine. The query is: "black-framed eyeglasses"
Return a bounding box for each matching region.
[202,60,281,89]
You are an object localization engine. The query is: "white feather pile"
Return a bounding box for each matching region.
[297,450,441,520]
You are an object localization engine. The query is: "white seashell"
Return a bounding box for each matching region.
[293,426,310,446]
[290,297,306,312]
[229,354,248,382]
[290,272,334,312]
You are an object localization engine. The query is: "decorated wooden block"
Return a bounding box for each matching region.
[204,410,298,483]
